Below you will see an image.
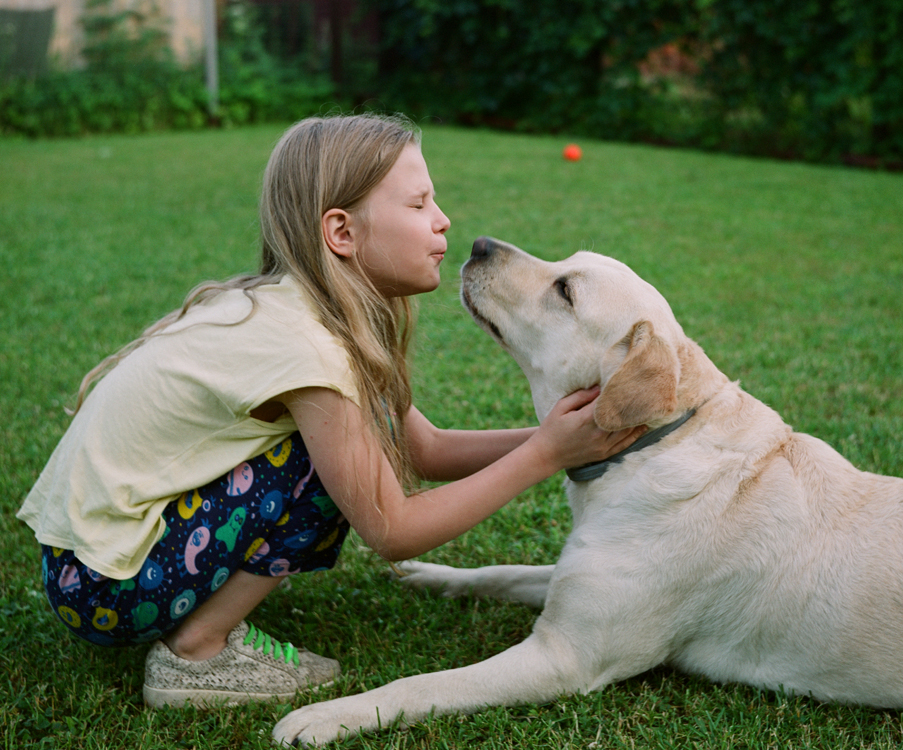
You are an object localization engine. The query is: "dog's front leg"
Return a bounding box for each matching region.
[396,561,554,608]
[272,627,592,747]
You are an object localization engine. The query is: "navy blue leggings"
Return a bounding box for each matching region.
[41,433,349,646]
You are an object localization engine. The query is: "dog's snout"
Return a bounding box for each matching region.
[471,236,500,260]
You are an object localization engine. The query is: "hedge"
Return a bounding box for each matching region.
[3,0,901,166]
[0,0,336,138]
[369,0,903,165]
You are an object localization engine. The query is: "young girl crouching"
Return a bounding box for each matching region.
[18,113,642,707]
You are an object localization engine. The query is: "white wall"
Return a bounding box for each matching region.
[0,0,206,68]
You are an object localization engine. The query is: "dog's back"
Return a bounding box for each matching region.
[624,381,903,707]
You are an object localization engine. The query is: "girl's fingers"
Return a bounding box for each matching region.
[605,425,648,455]
[556,386,601,414]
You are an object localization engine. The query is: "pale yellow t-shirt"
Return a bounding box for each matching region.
[17,275,359,579]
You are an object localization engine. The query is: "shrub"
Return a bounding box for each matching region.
[366,0,903,165]
[0,0,336,137]
[697,0,903,163]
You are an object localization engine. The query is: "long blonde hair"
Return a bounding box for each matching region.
[73,112,422,489]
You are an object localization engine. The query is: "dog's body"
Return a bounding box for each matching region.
[273,238,903,746]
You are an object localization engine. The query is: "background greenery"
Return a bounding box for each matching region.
[372,0,903,165]
[1,124,902,747]
[0,0,335,137]
[2,0,902,166]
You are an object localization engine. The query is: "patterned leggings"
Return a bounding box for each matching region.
[41,433,349,646]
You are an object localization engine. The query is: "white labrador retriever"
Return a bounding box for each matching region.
[274,236,903,746]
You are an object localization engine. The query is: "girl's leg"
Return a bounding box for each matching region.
[42,433,349,705]
[163,570,282,660]
[164,432,351,662]
[141,434,350,706]
[42,433,347,649]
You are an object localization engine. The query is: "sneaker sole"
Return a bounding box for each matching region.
[143,680,334,708]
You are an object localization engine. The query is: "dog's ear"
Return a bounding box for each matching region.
[594,320,679,430]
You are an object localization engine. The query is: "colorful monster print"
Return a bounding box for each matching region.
[177,489,204,520]
[177,522,212,575]
[210,566,230,592]
[138,558,169,590]
[260,490,284,521]
[268,558,292,576]
[57,605,81,628]
[110,578,136,596]
[285,528,318,549]
[92,606,118,631]
[39,431,349,647]
[244,538,268,564]
[131,601,159,630]
[265,438,292,467]
[215,507,246,552]
[58,564,80,593]
[226,461,254,496]
[310,492,340,518]
[292,462,315,498]
[170,590,197,619]
[316,528,340,552]
[85,567,108,583]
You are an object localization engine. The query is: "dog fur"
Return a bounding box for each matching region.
[273,237,903,746]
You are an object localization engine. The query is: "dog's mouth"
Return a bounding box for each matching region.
[461,286,505,344]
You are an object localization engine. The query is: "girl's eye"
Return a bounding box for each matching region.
[554,277,573,306]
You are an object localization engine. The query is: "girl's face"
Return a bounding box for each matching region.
[355,144,451,297]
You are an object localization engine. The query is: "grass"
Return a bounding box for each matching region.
[2,123,902,749]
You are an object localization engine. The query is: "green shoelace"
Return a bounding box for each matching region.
[243,622,300,668]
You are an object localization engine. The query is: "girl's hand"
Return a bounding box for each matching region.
[529,388,646,472]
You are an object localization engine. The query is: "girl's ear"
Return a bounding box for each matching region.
[322,208,355,258]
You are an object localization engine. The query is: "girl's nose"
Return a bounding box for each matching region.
[435,206,451,234]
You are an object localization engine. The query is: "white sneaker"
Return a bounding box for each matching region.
[143,621,339,707]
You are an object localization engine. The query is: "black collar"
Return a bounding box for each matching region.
[565,409,697,482]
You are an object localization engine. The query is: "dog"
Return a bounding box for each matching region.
[273,236,903,746]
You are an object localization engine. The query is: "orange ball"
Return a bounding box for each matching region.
[563,144,582,161]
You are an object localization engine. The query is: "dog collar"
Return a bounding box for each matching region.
[565,408,697,482]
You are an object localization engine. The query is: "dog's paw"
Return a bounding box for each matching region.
[272,703,355,747]
[394,561,473,598]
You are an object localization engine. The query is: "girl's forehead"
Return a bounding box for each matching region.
[375,144,432,196]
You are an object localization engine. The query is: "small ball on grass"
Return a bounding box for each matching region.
[563,144,582,161]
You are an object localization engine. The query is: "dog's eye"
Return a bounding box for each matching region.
[554,277,573,306]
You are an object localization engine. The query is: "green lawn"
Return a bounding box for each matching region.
[1,124,902,749]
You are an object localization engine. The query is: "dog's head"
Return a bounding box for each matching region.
[461,237,715,430]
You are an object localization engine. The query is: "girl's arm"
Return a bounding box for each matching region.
[404,404,537,482]
[279,386,641,562]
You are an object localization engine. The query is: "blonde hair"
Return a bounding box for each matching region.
[73,112,422,490]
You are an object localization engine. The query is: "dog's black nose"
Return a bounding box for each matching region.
[471,236,498,259]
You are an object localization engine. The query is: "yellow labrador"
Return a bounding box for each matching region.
[273,237,903,746]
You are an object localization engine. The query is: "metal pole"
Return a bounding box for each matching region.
[203,0,219,117]
[329,0,343,90]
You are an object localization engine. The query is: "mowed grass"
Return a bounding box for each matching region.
[1,123,902,749]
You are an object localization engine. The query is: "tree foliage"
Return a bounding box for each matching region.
[369,0,903,164]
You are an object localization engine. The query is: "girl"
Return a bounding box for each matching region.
[17,113,643,708]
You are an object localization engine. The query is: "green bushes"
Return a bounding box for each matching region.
[373,0,682,130]
[699,0,903,162]
[0,1,203,136]
[0,0,335,138]
[2,0,900,165]
[370,0,903,165]
[214,1,336,128]
[0,67,207,137]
